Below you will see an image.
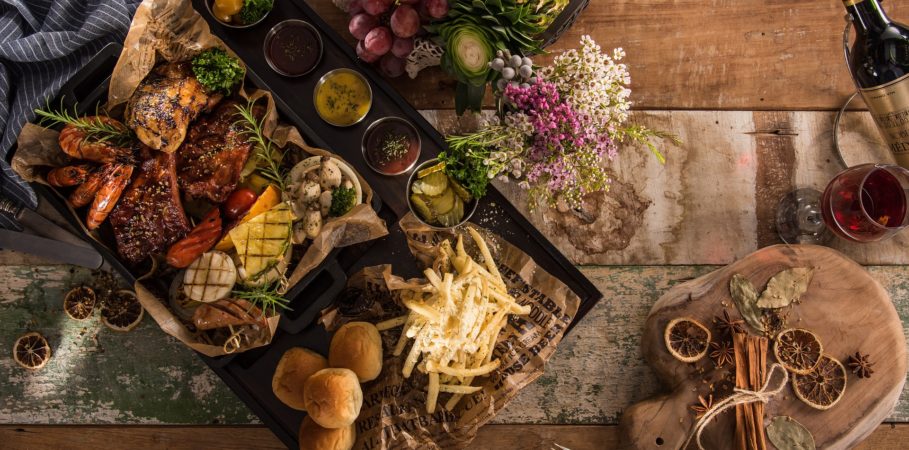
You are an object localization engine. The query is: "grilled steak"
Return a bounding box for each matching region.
[125,62,222,153]
[177,100,261,203]
[110,151,191,265]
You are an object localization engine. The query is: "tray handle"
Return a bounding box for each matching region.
[279,258,348,334]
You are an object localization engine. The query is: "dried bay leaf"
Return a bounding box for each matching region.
[756,267,814,309]
[729,274,764,332]
[766,416,816,450]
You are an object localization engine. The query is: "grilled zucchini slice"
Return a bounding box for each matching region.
[229,202,294,280]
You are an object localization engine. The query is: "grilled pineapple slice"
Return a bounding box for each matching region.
[183,251,237,303]
[229,202,295,282]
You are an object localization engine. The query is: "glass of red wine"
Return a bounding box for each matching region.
[777,164,909,244]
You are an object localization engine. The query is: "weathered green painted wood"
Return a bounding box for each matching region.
[3,264,908,425]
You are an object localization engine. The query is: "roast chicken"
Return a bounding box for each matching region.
[125,62,221,154]
[109,151,191,265]
[176,99,262,203]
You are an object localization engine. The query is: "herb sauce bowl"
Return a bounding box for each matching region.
[361,117,421,176]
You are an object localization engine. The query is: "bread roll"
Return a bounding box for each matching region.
[303,368,363,429]
[329,321,383,382]
[298,416,356,450]
[273,347,328,411]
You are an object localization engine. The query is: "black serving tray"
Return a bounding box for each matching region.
[25,1,603,448]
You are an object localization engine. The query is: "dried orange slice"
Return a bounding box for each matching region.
[63,286,96,321]
[101,290,144,332]
[774,328,823,375]
[664,317,711,363]
[792,355,847,410]
[13,332,51,370]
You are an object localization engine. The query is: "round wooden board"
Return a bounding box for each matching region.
[619,245,907,450]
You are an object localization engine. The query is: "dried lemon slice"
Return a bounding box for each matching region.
[792,354,847,410]
[13,332,51,370]
[774,328,823,375]
[64,286,96,321]
[101,290,144,332]
[664,317,711,363]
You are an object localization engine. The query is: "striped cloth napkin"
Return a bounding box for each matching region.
[0,0,140,229]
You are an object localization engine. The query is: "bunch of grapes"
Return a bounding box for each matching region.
[344,0,449,78]
[488,50,536,91]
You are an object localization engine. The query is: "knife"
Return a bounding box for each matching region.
[0,197,95,249]
[0,229,104,268]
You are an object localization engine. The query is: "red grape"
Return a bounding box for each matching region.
[347,0,364,15]
[362,0,391,16]
[391,37,414,58]
[364,26,392,56]
[356,40,381,63]
[349,13,378,41]
[390,5,420,38]
[379,54,406,78]
[425,0,449,19]
[398,0,419,4]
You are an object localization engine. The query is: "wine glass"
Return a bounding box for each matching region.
[776,164,909,244]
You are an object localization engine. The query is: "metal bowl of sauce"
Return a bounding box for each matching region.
[313,68,372,127]
[206,0,272,29]
[362,117,421,176]
[263,19,323,77]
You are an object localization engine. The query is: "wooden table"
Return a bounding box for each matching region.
[3,1,909,448]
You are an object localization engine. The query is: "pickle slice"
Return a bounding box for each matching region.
[427,187,455,216]
[417,171,449,196]
[417,162,446,179]
[449,177,472,202]
[436,195,464,227]
[410,194,434,222]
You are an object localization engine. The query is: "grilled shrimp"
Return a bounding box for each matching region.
[58,116,133,163]
[47,165,91,187]
[68,164,113,208]
[86,163,133,230]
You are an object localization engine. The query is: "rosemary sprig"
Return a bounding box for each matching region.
[34,100,134,147]
[234,100,287,191]
[232,281,292,318]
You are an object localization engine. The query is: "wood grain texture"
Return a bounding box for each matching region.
[623,246,907,450]
[422,109,909,266]
[4,424,909,449]
[302,0,905,111]
[4,264,909,427]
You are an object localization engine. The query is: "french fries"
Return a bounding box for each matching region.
[383,227,530,413]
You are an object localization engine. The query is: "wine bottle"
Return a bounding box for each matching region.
[844,0,909,168]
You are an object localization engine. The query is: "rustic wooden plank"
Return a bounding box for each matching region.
[424,109,909,266]
[4,423,909,449]
[303,0,901,111]
[3,265,909,426]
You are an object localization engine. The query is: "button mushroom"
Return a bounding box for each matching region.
[302,208,322,239]
[299,181,321,204]
[319,157,342,190]
[319,190,333,217]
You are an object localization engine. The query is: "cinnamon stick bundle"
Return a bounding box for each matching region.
[733,332,769,450]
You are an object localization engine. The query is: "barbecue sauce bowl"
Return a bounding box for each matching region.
[263,20,323,77]
[361,117,421,176]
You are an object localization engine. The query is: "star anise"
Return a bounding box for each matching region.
[709,340,735,368]
[690,394,713,419]
[713,310,744,335]
[847,352,875,379]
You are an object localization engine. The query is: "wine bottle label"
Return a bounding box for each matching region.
[860,73,909,168]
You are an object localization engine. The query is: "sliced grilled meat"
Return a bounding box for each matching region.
[125,62,222,153]
[176,100,261,203]
[109,151,191,265]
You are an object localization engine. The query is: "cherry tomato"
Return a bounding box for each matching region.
[222,188,258,220]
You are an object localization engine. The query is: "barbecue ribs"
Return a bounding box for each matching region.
[125,62,221,153]
[176,99,262,203]
[109,151,191,265]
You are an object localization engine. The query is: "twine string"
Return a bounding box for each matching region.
[683,364,790,450]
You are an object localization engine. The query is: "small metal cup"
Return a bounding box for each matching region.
[205,0,272,29]
[361,117,422,176]
[263,19,324,77]
[313,68,373,127]
[406,159,479,230]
